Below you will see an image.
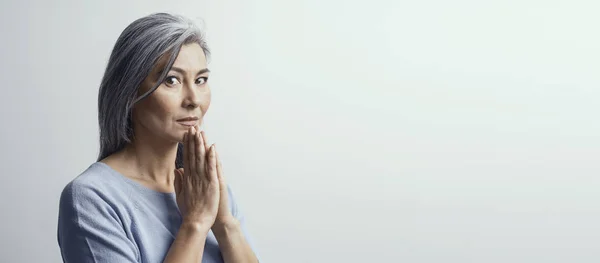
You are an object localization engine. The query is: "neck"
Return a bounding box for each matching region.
[119,129,178,186]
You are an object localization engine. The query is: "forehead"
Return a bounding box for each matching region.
[153,43,207,74]
[172,43,207,69]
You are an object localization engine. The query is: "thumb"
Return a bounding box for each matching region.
[174,168,184,194]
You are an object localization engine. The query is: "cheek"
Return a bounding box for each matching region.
[153,97,179,120]
[200,88,212,115]
[140,94,179,125]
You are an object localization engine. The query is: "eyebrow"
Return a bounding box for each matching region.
[169,67,210,76]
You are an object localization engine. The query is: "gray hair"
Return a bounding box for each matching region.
[97,13,210,168]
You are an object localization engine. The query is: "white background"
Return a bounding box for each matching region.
[1,0,599,262]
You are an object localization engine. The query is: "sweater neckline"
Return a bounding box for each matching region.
[93,161,176,197]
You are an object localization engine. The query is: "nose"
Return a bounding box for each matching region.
[182,82,201,109]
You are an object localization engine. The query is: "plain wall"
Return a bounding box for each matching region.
[1,0,599,262]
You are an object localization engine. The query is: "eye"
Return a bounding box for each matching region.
[196,77,208,85]
[164,76,181,86]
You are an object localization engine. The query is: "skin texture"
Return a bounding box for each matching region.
[100,43,258,263]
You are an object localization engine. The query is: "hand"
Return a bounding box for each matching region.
[174,126,220,229]
[199,131,238,231]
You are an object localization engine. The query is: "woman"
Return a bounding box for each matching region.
[57,13,259,263]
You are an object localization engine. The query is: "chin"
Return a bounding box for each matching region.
[177,131,187,143]
[161,130,186,144]
[170,124,201,143]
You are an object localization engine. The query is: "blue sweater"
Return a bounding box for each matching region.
[57,162,258,263]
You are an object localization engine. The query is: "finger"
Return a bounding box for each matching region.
[200,131,210,152]
[182,132,188,176]
[188,127,196,178]
[215,145,225,184]
[208,145,218,182]
[197,128,206,177]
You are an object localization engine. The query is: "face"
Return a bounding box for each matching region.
[131,43,210,143]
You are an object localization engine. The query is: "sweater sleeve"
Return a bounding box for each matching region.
[57,181,139,263]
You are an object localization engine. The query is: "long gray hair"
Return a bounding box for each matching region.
[97,13,210,168]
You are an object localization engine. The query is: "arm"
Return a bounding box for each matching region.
[213,221,259,263]
[162,221,210,263]
[213,186,259,263]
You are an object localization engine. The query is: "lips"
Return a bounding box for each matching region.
[177,116,199,126]
[177,117,199,121]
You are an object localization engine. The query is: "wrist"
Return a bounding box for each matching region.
[180,219,212,235]
[212,219,241,238]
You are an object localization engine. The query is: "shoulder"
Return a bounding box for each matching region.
[58,162,134,233]
[59,162,128,211]
[57,165,141,263]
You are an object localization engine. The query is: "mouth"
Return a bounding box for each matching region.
[176,117,199,127]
